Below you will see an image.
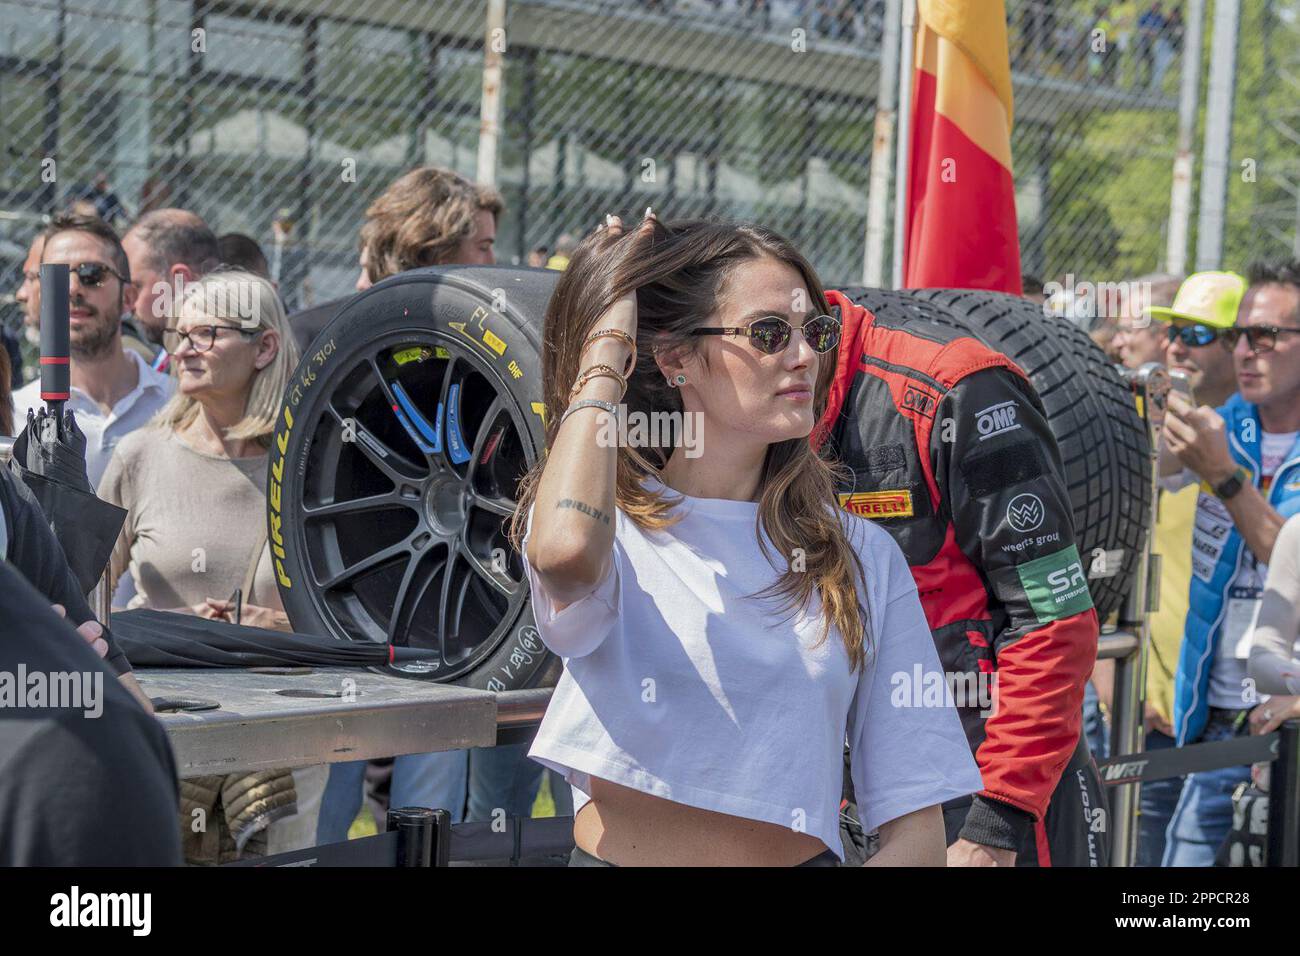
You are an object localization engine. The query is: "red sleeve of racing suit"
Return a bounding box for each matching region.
[934,367,1100,848]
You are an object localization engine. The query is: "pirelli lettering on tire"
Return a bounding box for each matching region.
[1016,544,1094,623]
[269,404,294,589]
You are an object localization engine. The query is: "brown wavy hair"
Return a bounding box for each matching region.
[359,166,504,282]
[507,217,872,669]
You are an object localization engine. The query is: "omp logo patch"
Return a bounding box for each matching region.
[901,385,938,418]
[1006,493,1045,533]
[976,400,1021,441]
[838,490,914,518]
[1016,545,1095,623]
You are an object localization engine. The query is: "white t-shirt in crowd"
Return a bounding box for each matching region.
[520,475,983,861]
[1209,429,1299,709]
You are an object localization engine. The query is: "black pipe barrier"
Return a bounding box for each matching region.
[1268,722,1300,867]
[1096,720,1300,868]
[228,722,1300,868]
[1096,731,1279,785]
[223,811,577,867]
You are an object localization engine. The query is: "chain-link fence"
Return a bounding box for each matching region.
[1,0,1296,333]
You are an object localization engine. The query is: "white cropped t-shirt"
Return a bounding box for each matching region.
[521,476,983,861]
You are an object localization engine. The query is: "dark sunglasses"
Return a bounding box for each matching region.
[162,324,262,354]
[690,310,842,355]
[69,261,128,288]
[1219,325,1300,354]
[1165,324,1222,347]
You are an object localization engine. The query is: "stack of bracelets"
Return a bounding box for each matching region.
[559,327,637,428]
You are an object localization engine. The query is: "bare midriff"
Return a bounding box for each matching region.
[572,776,832,866]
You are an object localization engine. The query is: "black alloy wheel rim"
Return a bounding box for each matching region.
[296,329,533,679]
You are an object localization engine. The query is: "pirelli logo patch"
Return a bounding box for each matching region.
[838,490,914,519]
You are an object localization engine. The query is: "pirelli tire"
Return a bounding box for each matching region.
[267,265,562,691]
[833,287,1150,623]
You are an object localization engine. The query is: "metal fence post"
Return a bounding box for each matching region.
[891,0,917,290]
[863,0,901,287]
[386,807,436,867]
[1107,363,1167,866]
[1165,0,1205,275]
[1195,0,1241,270]
[1267,720,1300,867]
[479,0,507,189]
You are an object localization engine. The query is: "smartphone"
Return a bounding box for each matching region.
[227,587,243,625]
[1169,368,1196,408]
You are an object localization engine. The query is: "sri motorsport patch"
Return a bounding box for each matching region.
[838,489,914,518]
[1015,544,1095,623]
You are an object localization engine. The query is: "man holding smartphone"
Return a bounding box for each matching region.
[1134,271,1244,866]
[1159,260,1300,865]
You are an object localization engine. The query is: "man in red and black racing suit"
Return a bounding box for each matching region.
[815,291,1108,867]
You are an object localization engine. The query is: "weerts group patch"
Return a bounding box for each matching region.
[838,489,914,519]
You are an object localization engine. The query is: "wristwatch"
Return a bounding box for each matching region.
[1213,466,1250,500]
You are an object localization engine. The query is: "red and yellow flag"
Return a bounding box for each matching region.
[905,0,1021,294]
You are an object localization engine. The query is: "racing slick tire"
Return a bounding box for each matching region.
[267,265,562,691]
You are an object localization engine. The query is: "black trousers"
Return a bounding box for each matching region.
[839,736,1110,867]
[567,845,841,867]
[941,737,1111,867]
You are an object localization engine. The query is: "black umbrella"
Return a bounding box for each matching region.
[7,264,127,594]
[111,608,440,669]
[10,403,128,596]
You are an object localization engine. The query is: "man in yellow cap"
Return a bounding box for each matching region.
[1157,262,1300,865]
[1149,271,1247,405]
[1130,270,1244,866]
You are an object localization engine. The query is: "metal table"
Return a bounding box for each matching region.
[136,667,550,778]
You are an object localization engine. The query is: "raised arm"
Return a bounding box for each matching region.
[526,215,647,610]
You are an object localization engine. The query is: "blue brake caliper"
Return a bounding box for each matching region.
[445,383,471,465]
[389,381,441,455]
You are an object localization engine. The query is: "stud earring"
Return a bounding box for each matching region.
[670,373,686,387]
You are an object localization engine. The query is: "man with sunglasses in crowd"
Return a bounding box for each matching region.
[1087,274,1185,765]
[1128,271,1244,866]
[1159,259,1300,865]
[815,289,1105,867]
[1112,274,1184,371]
[9,214,174,486]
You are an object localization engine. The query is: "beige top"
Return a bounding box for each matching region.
[98,427,283,613]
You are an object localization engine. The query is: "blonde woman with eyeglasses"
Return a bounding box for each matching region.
[98,268,326,863]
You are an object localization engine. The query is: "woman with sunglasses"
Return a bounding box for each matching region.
[510,212,982,866]
[98,269,328,861]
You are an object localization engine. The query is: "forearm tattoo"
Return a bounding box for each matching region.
[556,498,611,525]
